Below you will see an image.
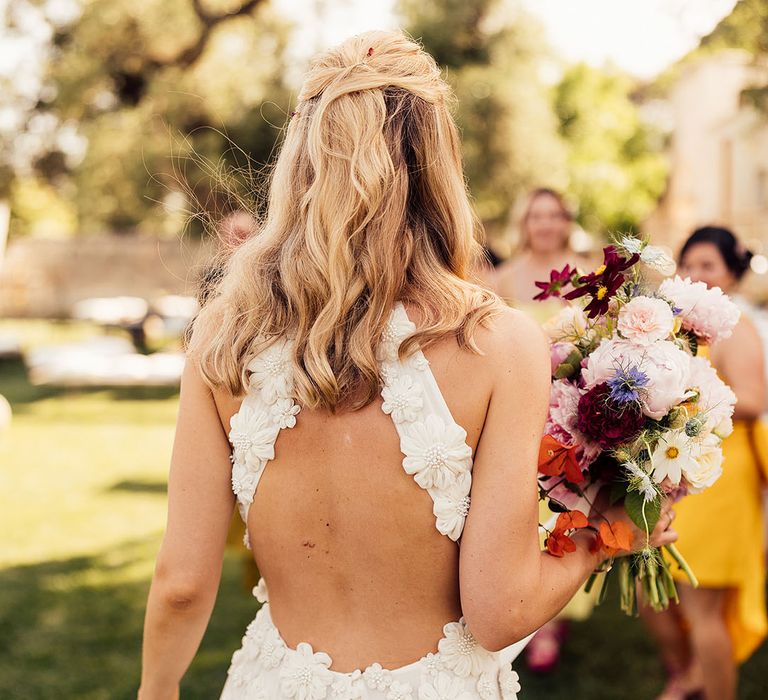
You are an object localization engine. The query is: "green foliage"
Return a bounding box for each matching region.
[624,490,662,535]
[656,0,768,114]
[401,0,567,231]
[38,0,292,234]
[552,63,668,236]
[699,0,768,55]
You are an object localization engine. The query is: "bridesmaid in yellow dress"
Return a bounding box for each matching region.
[641,226,768,700]
[491,188,597,672]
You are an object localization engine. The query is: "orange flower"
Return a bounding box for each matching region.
[538,435,584,484]
[546,509,589,557]
[554,510,589,533]
[546,530,577,557]
[597,520,634,555]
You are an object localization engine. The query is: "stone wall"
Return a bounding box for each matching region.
[0,235,217,318]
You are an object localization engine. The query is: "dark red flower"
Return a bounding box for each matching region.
[576,383,645,449]
[534,264,576,301]
[564,246,639,317]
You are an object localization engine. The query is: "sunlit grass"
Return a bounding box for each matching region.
[1,321,766,699]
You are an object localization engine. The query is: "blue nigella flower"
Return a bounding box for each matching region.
[607,366,650,404]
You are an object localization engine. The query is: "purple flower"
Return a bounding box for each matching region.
[607,366,649,404]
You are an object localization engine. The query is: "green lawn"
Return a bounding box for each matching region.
[1,320,766,698]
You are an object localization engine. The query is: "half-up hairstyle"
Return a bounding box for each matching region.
[196,30,500,411]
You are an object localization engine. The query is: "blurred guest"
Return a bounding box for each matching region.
[641,226,768,700]
[493,187,597,672]
[196,209,257,306]
[472,243,503,290]
[494,187,591,323]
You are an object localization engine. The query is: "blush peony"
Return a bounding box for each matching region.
[658,276,740,344]
[582,338,692,420]
[617,296,674,346]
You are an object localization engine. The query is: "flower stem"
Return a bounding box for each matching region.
[665,543,698,588]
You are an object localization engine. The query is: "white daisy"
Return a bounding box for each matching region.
[387,680,414,700]
[278,642,334,700]
[376,311,416,363]
[409,352,430,372]
[363,662,393,691]
[382,374,424,424]
[230,458,263,506]
[432,472,472,541]
[437,620,493,678]
[229,403,278,470]
[498,665,521,699]
[247,339,294,404]
[475,672,498,700]
[422,652,443,678]
[270,397,301,429]
[252,577,269,603]
[418,672,475,699]
[379,361,401,386]
[401,415,473,490]
[650,430,699,485]
[259,626,287,669]
[331,669,365,699]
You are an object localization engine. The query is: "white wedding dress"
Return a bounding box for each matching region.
[220,303,530,699]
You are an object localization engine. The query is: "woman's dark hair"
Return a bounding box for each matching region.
[679,225,753,280]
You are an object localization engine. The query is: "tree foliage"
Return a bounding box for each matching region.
[553,64,668,236]
[23,0,293,235]
[400,0,566,233]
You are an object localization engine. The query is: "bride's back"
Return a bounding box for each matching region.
[216,319,495,671]
[186,29,541,695]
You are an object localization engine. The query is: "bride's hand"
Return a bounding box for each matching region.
[589,490,678,554]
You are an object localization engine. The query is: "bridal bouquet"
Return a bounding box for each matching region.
[535,237,739,613]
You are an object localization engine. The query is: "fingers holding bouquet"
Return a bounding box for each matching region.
[591,496,678,556]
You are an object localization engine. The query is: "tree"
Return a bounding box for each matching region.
[0,0,83,257]
[553,64,668,236]
[16,0,293,236]
[400,0,567,235]
[698,0,768,113]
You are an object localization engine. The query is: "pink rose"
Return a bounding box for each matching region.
[617,296,674,346]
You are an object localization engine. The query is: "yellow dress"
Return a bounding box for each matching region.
[670,416,768,662]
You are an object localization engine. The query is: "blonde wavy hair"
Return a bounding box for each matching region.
[197,30,500,411]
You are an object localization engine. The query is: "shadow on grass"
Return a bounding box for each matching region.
[0,359,179,410]
[0,539,257,700]
[2,537,766,699]
[517,582,768,700]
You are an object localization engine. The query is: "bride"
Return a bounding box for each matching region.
[138,30,676,699]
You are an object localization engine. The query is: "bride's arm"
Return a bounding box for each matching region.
[138,340,236,700]
[458,309,670,651]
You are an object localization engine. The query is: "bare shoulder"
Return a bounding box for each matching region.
[472,306,550,380]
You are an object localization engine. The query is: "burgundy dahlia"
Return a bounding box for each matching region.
[576,383,645,449]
